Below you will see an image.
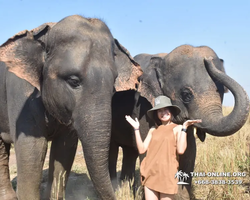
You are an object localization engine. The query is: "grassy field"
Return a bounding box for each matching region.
[191,107,250,200]
[9,107,250,199]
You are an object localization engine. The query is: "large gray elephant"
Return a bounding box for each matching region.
[0,15,142,200]
[109,45,249,199]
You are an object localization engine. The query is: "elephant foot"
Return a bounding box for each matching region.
[175,185,190,200]
[111,177,119,191]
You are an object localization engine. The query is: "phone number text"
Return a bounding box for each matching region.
[194,180,243,185]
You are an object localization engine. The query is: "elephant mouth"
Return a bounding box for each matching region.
[58,119,72,126]
[194,127,206,142]
[45,110,73,126]
[48,111,73,126]
[174,113,189,124]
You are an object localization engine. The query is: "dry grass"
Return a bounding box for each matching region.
[9,106,250,199]
[192,107,250,200]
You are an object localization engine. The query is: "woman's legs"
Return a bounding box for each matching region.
[144,186,159,200]
[144,186,175,200]
[160,193,175,200]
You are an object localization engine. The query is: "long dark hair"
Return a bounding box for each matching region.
[152,107,178,127]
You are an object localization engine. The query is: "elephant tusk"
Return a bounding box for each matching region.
[193,127,197,139]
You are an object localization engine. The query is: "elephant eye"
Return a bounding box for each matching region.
[66,75,81,88]
[180,88,193,104]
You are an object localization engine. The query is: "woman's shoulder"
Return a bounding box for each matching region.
[148,126,156,134]
[149,126,156,131]
[173,124,182,132]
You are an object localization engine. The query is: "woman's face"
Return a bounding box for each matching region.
[157,107,172,123]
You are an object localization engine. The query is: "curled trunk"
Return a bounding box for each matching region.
[200,57,250,136]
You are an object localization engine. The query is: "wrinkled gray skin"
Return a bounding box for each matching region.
[110,46,249,199]
[0,15,142,200]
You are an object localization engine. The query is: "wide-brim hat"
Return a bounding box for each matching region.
[147,95,181,121]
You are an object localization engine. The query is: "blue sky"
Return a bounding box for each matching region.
[0,0,249,106]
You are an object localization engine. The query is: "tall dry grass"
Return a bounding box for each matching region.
[191,106,250,200]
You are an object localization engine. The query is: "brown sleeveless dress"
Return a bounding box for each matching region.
[140,123,179,194]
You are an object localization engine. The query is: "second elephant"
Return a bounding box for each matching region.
[109,45,249,199]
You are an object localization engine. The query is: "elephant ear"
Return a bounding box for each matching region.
[113,39,143,91]
[138,57,164,105]
[0,23,54,90]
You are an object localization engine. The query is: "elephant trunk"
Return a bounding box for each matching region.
[73,98,116,200]
[200,57,250,136]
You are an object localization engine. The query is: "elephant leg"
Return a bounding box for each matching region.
[15,135,48,200]
[120,146,138,195]
[0,137,17,200]
[176,131,196,200]
[109,140,119,188]
[46,130,78,200]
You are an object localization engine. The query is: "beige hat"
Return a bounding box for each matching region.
[147,96,181,121]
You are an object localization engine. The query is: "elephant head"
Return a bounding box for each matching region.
[137,45,249,137]
[0,15,142,199]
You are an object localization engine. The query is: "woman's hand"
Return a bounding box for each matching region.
[177,119,202,154]
[125,115,140,130]
[183,119,202,129]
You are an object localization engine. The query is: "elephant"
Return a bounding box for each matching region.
[109,45,249,199]
[132,53,168,71]
[0,15,142,200]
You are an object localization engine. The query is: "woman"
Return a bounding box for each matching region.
[125,95,201,200]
